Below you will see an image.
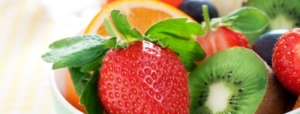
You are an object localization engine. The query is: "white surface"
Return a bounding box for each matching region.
[286,108,300,114]
[50,68,83,114]
[39,0,101,33]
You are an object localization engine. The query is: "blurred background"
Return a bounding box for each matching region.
[0,0,102,113]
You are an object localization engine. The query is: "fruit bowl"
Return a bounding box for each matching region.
[50,68,300,114]
[50,68,83,114]
[45,0,300,113]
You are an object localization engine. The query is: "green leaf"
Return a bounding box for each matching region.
[80,70,104,114]
[145,18,204,40]
[41,35,112,69]
[68,67,91,95]
[102,37,117,48]
[80,59,101,73]
[168,39,205,71]
[222,7,269,33]
[244,29,267,44]
[146,33,206,71]
[111,10,143,41]
[144,18,205,71]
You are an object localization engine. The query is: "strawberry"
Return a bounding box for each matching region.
[197,26,250,61]
[98,41,189,113]
[272,28,300,95]
[41,10,205,114]
[195,5,250,63]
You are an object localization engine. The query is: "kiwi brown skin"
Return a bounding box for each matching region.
[255,54,296,113]
[255,66,287,114]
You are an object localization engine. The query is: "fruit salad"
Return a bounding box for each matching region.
[42,0,300,113]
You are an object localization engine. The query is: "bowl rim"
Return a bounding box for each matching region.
[286,108,300,114]
[50,68,83,114]
[49,69,300,114]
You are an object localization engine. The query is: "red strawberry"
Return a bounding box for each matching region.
[272,28,300,95]
[196,26,251,62]
[98,41,189,113]
[196,5,250,63]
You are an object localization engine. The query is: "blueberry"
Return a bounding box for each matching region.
[252,29,288,67]
[178,0,219,23]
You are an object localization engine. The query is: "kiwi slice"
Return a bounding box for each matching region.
[245,0,300,30]
[188,47,268,114]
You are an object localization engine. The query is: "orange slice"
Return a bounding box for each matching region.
[84,0,193,36]
[293,96,300,109]
[64,72,86,113]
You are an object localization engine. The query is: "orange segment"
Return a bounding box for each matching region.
[64,72,86,113]
[84,0,193,36]
[294,96,300,109]
[126,8,172,34]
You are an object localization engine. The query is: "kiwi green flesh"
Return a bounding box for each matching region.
[188,47,268,114]
[245,0,300,30]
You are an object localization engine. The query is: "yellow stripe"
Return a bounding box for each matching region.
[21,9,44,51]
[21,9,51,74]
[2,3,46,77]
[0,2,10,18]
[0,0,27,77]
[1,0,63,113]
[0,0,32,80]
[0,0,28,57]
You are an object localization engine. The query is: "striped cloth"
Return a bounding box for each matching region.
[0,0,99,113]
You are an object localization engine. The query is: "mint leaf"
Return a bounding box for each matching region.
[68,67,91,95]
[80,70,104,114]
[145,18,204,40]
[42,35,113,69]
[145,18,205,71]
[222,7,269,33]
[111,10,143,41]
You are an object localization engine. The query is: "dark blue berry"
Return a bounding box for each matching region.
[178,0,219,23]
[252,29,288,67]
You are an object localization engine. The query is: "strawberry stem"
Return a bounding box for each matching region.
[202,5,211,31]
[104,18,119,38]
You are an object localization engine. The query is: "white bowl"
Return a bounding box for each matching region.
[286,108,300,114]
[50,68,300,114]
[50,68,83,114]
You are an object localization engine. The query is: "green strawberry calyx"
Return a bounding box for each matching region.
[201,5,269,44]
[41,10,206,114]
